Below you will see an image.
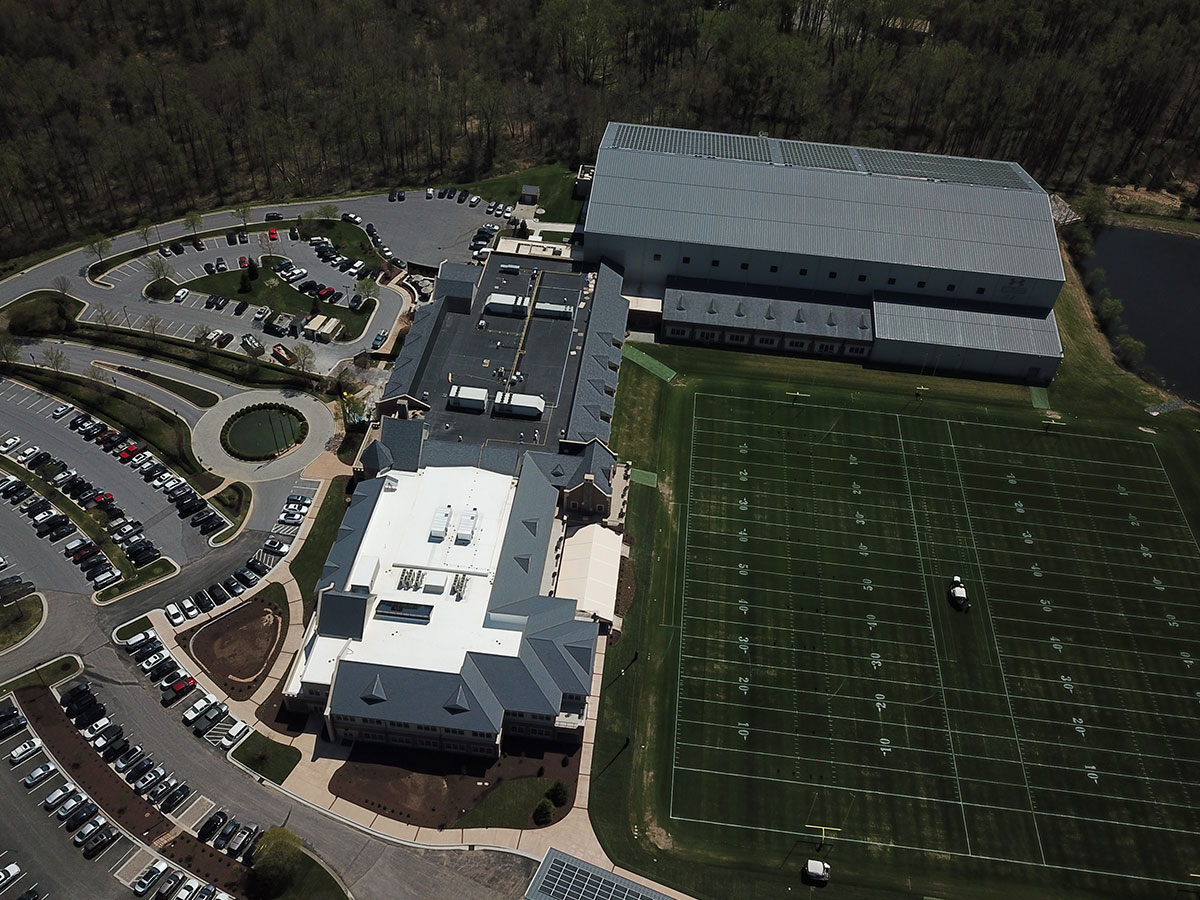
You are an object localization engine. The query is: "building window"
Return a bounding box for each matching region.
[946,284,955,292]
[652,253,661,262]
[857,274,866,282]
[682,256,690,264]
[711,259,720,268]
[769,265,778,273]
[828,271,837,279]
[669,327,686,337]
[917,280,926,288]
[799,268,807,276]
[975,287,985,295]
[740,262,748,270]
[887,277,896,286]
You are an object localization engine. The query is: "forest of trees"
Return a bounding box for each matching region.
[1,0,1198,263]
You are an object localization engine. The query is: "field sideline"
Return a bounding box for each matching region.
[593,344,1200,900]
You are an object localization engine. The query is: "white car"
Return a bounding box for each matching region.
[131,859,169,896]
[165,603,185,626]
[180,597,199,619]
[43,782,76,809]
[282,503,307,516]
[151,471,173,489]
[8,738,42,764]
[140,651,168,672]
[51,467,77,485]
[81,717,111,740]
[175,878,202,900]
[160,476,183,493]
[173,288,189,302]
[56,791,89,819]
[0,863,21,891]
[181,694,215,726]
[134,765,165,794]
[72,815,108,846]
[129,450,151,467]
[262,538,291,555]
[17,445,39,463]
[426,187,434,199]
[0,436,18,453]
[278,512,303,526]
[124,628,155,648]
[51,403,74,419]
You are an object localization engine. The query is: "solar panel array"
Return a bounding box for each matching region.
[777,140,857,172]
[532,854,668,900]
[611,123,770,163]
[858,147,1030,190]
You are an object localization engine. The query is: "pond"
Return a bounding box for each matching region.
[1081,226,1200,400]
[225,406,305,458]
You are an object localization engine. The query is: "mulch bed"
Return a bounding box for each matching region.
[327,736,580,829]
[17,685,250,896]
[184,597,286,701]
[254,678,310,738]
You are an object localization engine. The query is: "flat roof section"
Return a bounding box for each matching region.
[412,256,589,450]
[873,295,1063,356]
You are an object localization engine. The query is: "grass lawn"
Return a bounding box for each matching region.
[289,476,349,623]
[458,165,583,223]
[268,851,348,900]
[454,777,557,829]
[0,596,44,652]
[114,615,152,642]
[233,730,302,784]
[537,230,579,244]
[177,267,376,342]
[335,429,366,466]
[1108,210,1200,237]
[4,292,328,395]
[0,655,81,696]
[9,362,221,493]
[596,325,1200,900]
[113,365,219,408]
[212,482,252,542]
[96,558,176,604]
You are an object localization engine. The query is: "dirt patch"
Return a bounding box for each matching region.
[184,595,286,702]
[16,685,250,895]
[1106,184,1188,215]
[328,737,580,829]
[647,824,674,850]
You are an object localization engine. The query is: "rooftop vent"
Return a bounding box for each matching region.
[430,505,452,541]
[361,674,387,705]
[456,507,478,544]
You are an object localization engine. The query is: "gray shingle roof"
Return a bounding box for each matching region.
[489,459,559,611]
[873,296,1063,356]
[331,659,505,733]
[382,298,446,403]
[320,478,384,595]
[588,122,1064,283]
[665,280,873,340]
[526,442,615,497]
[377,417,426,472]
[358,440,392,477]
[434,262,480,303]
[566,262,627,444]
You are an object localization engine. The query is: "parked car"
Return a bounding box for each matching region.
[182,695,215,725]
[213,818,240,850]
[208,583,231,604]
[22,761,57,786]
[246,558,270,577]
[8,737,42,764]
[234,566,259,588]
[114,744,145,773]
[72,814,108,846]
[132,859,170,896]
[222,576,245,597]
[82,824,119,858]
[180,596,200,618]
[198,809,229,842]
[160,782,191,813]
[0,715,28,739]
[173,288,189,302]
[262,538,291,555]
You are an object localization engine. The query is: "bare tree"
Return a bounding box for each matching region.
[146,257,175,282]
[0,334,20,368]
[316,203,339,221]
[135,221,154,247]
[40,346,69,374]
[232,205,252,228]
[94,303,118,327]
[52,275,71,299]
[355,277,379,304]
[146,314,162,338]
[292,343,316,372]
[88,363,105,382]
[183,210,203,235]
[193,324,209,343]
[86,235,112,262]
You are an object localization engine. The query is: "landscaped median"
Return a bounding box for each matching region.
[211,481,252,542]
[0,655,80,695]
[0,595,45,653]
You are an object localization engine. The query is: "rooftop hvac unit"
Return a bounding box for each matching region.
[430,505,452,540]
[456,507,478,544]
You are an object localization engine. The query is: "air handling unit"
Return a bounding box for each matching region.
[447,385,490,412]
[493,392,545,419]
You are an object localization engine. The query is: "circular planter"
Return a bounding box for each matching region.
[220,403,308,461]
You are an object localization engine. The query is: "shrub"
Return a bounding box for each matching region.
[546,780,569,807]
[532,798,555,826]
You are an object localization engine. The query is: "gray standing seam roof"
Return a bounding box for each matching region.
[665,282,873,341]
[320,477,385,594]
[566,262,628,445]
[588,122,1064,283]
[873,296,1063,357]
[382,298,447,403]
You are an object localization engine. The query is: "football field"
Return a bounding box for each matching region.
[671,392,1200,883]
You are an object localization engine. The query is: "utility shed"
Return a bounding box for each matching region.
[520,185,541,206]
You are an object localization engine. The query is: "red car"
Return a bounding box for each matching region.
[193,238,206,251]
[238,256,248,268]
[317,287,334,301]
[216,332,234,348]
[73,545,99,562]
[165,676,196,702]
[118,444,143,460]
[268,228,278,241]
[93,429,115,444]
[91,492,114,505]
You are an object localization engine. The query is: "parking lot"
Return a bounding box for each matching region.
[0,384,213,569]
[0,727,138,900]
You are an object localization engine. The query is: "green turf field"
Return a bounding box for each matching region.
[675,392,1199,872]
[593,344,1200,900]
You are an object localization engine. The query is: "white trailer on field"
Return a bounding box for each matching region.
[493,391,545,419]
[804,860,830,885]
[949,575,970,611]
[447,385,490,412]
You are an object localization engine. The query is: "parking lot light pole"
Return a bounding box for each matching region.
[122,305,131,328]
